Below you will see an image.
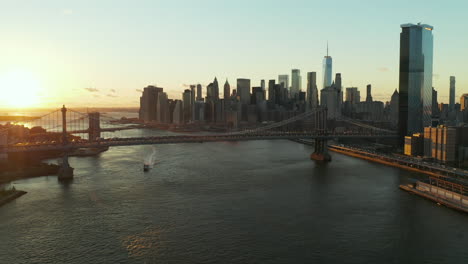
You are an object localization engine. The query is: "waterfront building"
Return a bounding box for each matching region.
[398,23,434,140]
[291,69,301,100]
[461,94,468,111]
[156,91,168,123]
[423,126,468,164]
[449,76,456,112]
[322,44,333,89]
[139,85,164,122]
[237,78,251,105]
[306,72,319,109]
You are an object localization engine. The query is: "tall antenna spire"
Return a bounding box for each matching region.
[327,41,329,56]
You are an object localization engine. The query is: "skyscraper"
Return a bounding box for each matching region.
[449,76,456,112]
[432,87,439,117]
[224,79,230,100]
[345,87,360,104]
[291,70,301,99]
[196,84,202,101]
[398,23,434,139]
[237,78,251,105]
[366,84,373,102]
[306,72,318,109]
[461,94,468,111]
[260,79,266,99]
[322,43,333,89]
[390,89,399,127]
[182,89,192,122]
[278,75,289,93]
[139,85,163,122]
[190,85,196,121]
[268,79,276,103]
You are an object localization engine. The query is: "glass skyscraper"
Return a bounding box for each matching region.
[322,56,332,89]
[398,23,433,140]
[291,69,301,99]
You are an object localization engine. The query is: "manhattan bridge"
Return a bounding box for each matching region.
[0,106,397,179]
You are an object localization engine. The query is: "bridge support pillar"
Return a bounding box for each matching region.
[58,155,74,181]
[310,139,331,162]
[88,112,101,141]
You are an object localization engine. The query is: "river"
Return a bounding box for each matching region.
[0,127,467,263]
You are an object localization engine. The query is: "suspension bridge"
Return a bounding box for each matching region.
[0,106,397,180]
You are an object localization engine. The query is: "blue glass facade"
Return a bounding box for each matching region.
[398,23,433,140]
[322,56,332,89]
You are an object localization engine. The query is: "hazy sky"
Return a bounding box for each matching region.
[0,0,467,108]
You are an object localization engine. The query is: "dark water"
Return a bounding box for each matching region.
[0,130,467,263]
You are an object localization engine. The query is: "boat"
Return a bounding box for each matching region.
[143,164,150,172]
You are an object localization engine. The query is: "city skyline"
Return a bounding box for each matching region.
[0,0,467,108]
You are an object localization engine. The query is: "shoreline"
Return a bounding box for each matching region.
[0,190,27,207]
[292,139,466,180]
[327,146,455,180]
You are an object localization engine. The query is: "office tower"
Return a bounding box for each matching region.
[306,72,319,109]
[224,79,230,100]
[278,75,289,93]
[398,23,434,139]
[260,79,266,99]
[449,76,456,112]
[139,85,163,122]
[432,87,439,117]
[156,92,168,123]
[346,87,360,104]
[268,79,276,103]
[320,86,338,119]
[190,85,196,121]
[461,94,468,111]
[237,78,251,104]
[366,84,373,102]
[335,73,343,113]
[196,84,202,101]
[172,100,183,124]
[322,44,333,89]
[213,77,219,100]
[206,83,214,100]
[182,89,192,122]
[291,69,301,99]
[274,84,282,105]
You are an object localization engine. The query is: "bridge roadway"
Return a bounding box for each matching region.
[1,132,397,153]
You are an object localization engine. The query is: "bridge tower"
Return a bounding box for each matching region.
[311,108,331,162]
[58,105,74,180]
[88,112,101,142]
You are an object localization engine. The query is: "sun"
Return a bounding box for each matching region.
[0,69,42,108]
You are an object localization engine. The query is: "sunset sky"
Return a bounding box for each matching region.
[0,0,467,108]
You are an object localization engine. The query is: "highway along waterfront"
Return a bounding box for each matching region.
[0,127,467,263]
